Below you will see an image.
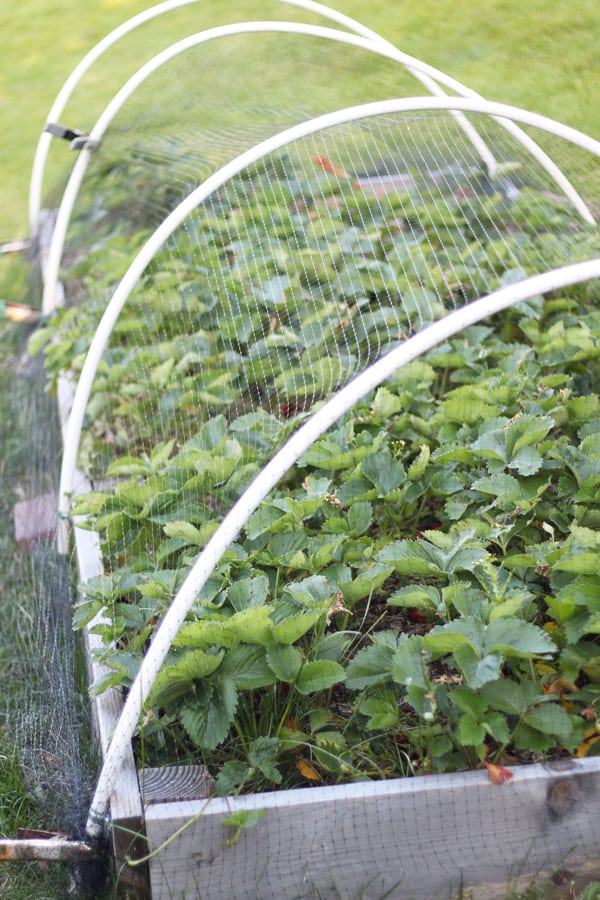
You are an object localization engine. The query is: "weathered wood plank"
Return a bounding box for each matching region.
[143,758,600,900]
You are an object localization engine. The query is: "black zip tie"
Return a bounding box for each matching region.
[45,121,85,142]
[44,122,100,152]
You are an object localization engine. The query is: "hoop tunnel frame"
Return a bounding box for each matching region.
[60,93,600,529]
[66,95,600,837]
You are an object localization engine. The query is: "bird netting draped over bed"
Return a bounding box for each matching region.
[0,254,99,898]
[46,99,600,820]
[10,1,600,896]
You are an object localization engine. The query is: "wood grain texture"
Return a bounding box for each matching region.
[144,758,600,900]
[140,766,211,806]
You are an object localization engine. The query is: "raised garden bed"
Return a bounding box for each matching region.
[36,118,600,897]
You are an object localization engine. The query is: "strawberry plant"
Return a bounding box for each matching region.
[38,151,600,791]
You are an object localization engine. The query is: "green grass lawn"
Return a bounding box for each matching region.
[1,0,599,241]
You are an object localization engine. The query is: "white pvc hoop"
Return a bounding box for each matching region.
[29,0,494,234]
[85,255,600,837]
[61,94,600,534]
[39,19,514,316]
